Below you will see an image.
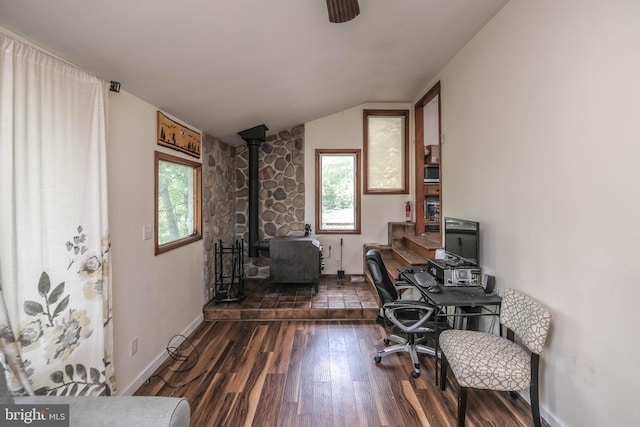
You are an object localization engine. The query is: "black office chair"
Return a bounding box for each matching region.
[365,249,437,378]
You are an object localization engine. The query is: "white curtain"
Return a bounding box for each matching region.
[0,33,114,396]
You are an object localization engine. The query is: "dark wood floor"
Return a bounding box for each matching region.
[135,319,548,426]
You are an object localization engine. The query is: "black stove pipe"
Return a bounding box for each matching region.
[238,124,270,257]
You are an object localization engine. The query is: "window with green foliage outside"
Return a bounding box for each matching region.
[155,151,202,254]
[315,149,361,234]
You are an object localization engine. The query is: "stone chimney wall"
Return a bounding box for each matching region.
[202,133,237,301]
[235,124,305,277]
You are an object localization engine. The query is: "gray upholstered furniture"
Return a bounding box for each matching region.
[2,371,190,427]
[439,288,551,427]
[366,249,437,378]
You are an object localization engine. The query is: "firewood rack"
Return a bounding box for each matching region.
[214,239,245,303]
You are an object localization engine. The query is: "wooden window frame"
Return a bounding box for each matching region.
[363,109,410,194]
[315,149,361,235]
[154,151,202,255]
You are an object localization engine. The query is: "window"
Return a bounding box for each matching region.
[315,149,361,234]
[155,151,202,254]
[363,109,409,194]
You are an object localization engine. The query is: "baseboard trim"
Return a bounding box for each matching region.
[118,314,203,396]
[518,390,563,427]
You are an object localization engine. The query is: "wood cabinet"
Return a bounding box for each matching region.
[424,183,441,232]
[424,183,440,195]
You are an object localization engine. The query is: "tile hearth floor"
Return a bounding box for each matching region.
[203,276,380,321]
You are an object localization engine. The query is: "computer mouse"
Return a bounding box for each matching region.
[427,286,442,294]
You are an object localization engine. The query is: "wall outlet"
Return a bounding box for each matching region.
[130,337,138,356]
[142,225,152,241]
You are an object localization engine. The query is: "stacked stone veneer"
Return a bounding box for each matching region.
[202,133,237,301]
[235,125,305,278]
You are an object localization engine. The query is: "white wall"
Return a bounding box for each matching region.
[420,1,640,425]
[108,91,204,394]
[423,95,439,148]
[305,103,414,275]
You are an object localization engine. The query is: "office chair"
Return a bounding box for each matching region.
[439,288,551,427]
[365,249,437,378]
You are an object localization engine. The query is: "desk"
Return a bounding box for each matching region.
[400,268,502,385]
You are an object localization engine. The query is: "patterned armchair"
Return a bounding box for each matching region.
[439,288,551,427]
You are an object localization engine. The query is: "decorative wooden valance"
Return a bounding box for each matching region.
[157,111,201,158]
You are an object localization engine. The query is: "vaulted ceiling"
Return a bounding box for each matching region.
[0,0,507,144]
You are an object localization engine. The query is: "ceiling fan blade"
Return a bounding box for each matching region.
[326,0,360,23]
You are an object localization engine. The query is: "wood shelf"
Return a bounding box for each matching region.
[424,183,440,195]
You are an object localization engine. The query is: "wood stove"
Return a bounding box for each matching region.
[238,125,322,293]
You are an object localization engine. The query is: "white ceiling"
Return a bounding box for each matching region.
[0,0,507,145]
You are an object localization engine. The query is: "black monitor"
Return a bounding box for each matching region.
[444,217,479,265]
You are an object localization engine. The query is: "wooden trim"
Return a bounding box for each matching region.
[414,105,425,230]
[416,81,441,107]
[363,109,410,194]
[154,151,202,255]
[414,82,441,238]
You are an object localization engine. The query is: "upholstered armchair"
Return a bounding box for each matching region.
[439,288,551,427]
[1,370,190,427]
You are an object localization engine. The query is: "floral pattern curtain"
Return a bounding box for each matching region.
[0,33,114,396]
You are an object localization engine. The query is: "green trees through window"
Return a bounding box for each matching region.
[158,160,193,244]
[321,156,354,211]
[315,149,361,234]
[154,151,202,254]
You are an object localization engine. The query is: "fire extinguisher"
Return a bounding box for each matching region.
[405,201,412,222]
